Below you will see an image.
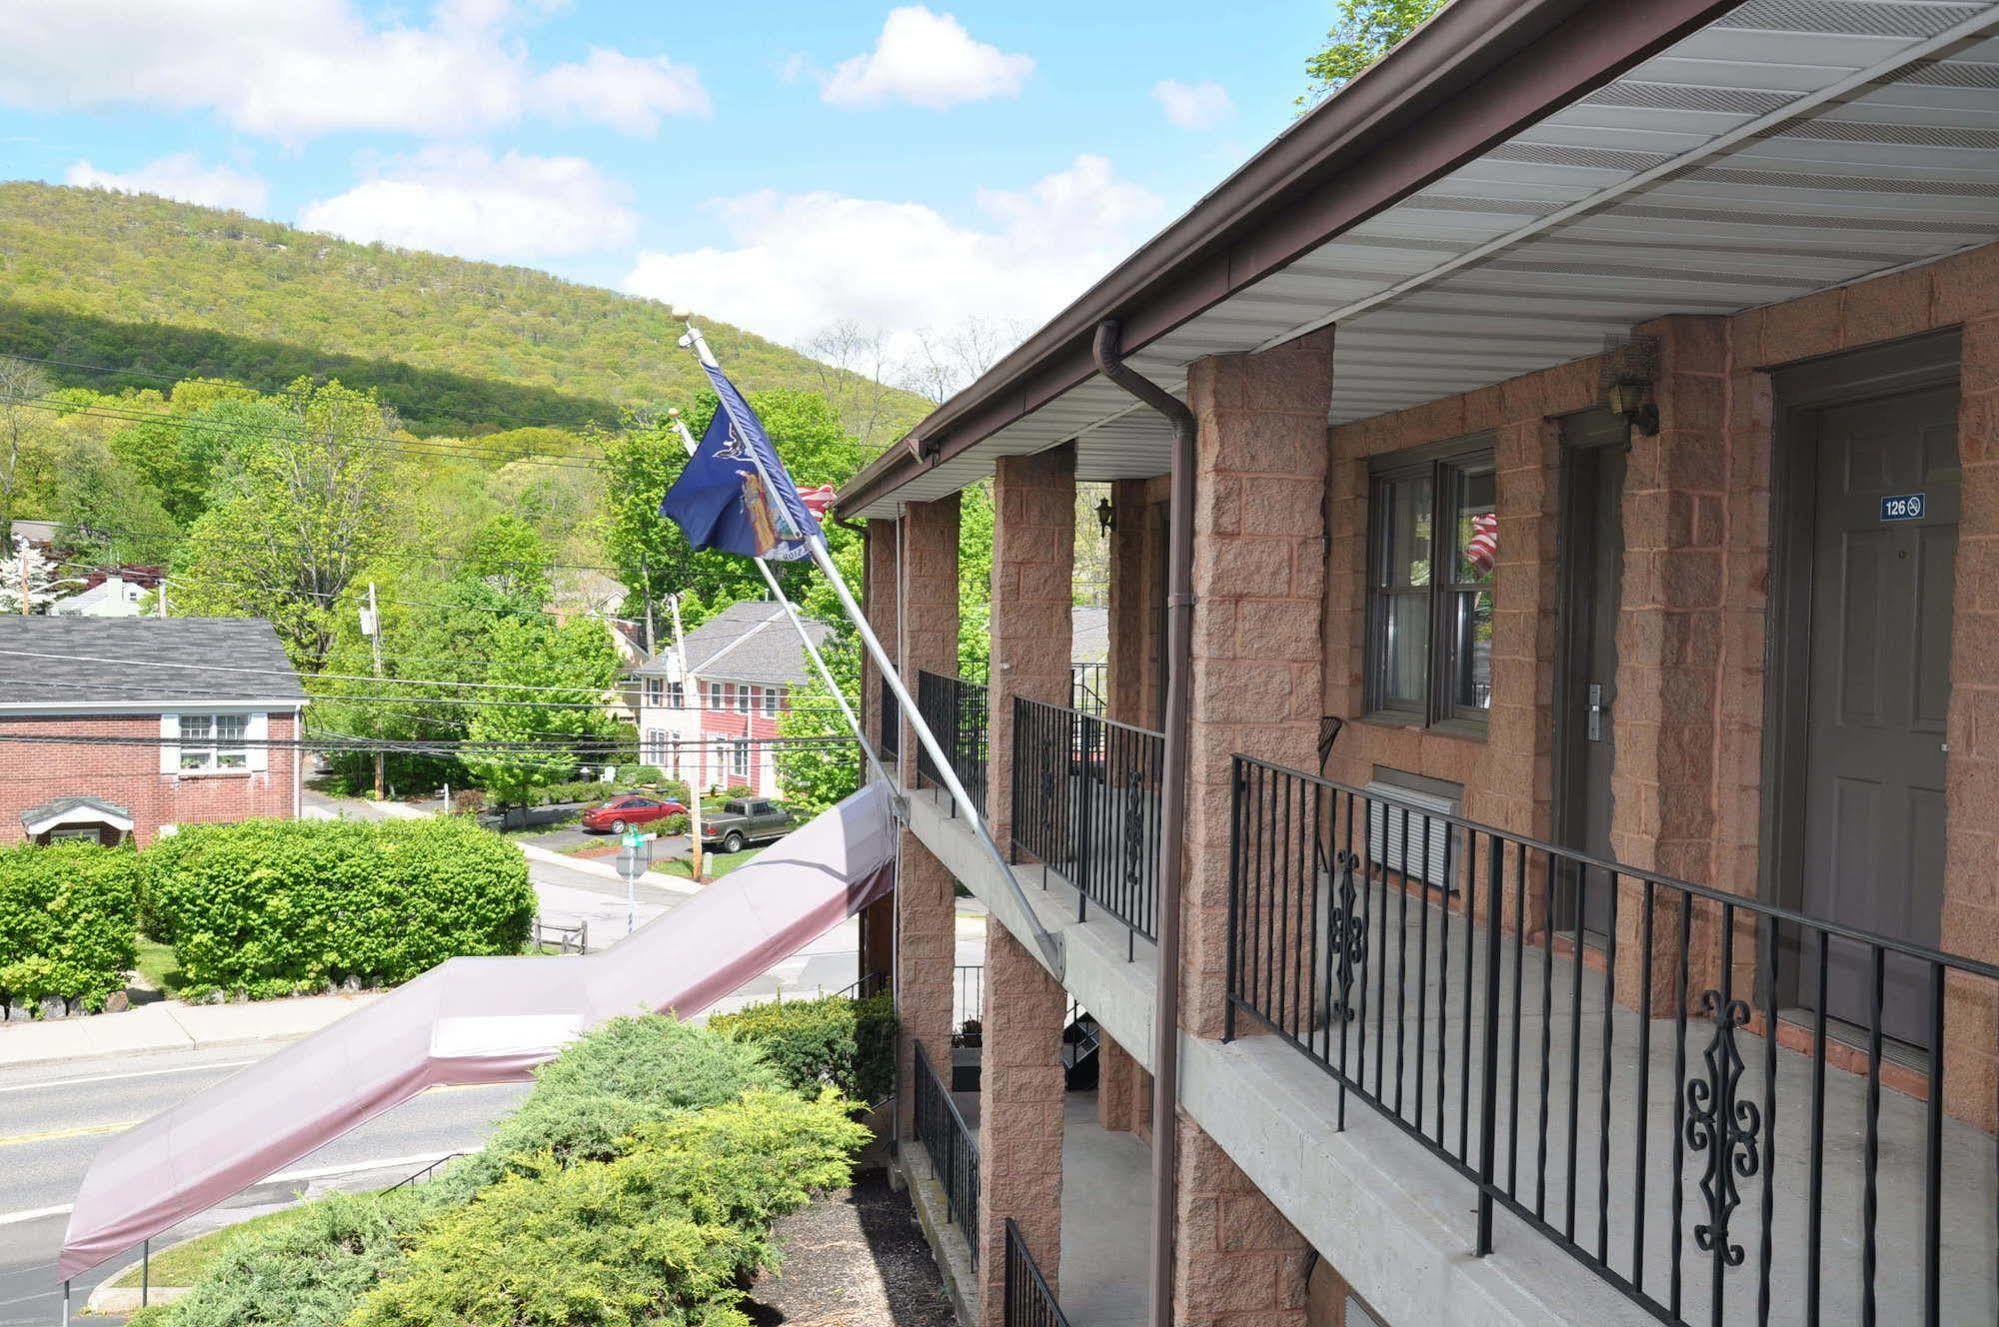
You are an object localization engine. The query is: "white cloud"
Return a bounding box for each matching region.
[65,153,268,213]
[620,155,1161,353]
[534,48,710,135]
[1152,78,1233,131]
[822,7,1033,110]
[0,1,703,142]
[298,148,636,262]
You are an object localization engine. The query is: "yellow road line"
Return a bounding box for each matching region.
[0,1119,135,1148]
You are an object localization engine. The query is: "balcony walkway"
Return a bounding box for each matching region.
[953,1089,1151,1326]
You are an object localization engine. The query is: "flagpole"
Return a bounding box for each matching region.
[675,318,1064,977]
[665,410,893,794]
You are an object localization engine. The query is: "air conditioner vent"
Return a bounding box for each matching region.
[1363,782,1461,892]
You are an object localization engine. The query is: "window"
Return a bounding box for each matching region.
[643,729,667,764]
[1367,440,1497,729]
[644,677,663,706]
[729,740,751,782]
[764,687,783,717]
[737,686,753,715]
[667,680,684,708]
[178,713,250,772]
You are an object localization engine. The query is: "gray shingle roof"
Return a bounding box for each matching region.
[0,617,307,706]
[633,601,830,688]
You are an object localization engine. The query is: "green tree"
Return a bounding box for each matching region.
[170,378,408,669]
[463,616,621,826]
[957,481,994,682]
[1301,0,1449,107]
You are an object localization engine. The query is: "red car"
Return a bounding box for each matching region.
[580,794,687,834]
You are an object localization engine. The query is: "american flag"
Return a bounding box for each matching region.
[1464,511,1499,575]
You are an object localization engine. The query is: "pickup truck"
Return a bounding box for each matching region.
[698,798,798,853]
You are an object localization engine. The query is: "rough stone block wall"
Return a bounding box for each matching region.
[1107,477,1152,728]
[899,496,960,787]
[1182,330,1337,1039]
[864,517,900,754]
[1097,1030,1135,1132]
[1171,1114,1311,1327]
[975,924,1068,1324]
[894,833,958,1141]
[987,446,1076,848]
[0,712,297,846]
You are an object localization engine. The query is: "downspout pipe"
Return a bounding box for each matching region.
[1092,319,1193,1327]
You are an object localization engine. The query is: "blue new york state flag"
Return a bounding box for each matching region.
[660,364,823,561]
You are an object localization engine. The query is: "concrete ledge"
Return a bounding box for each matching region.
[902,785,1652,1327]
[893,1142,978,1327]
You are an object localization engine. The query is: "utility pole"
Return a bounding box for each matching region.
[669,592,703,883]
[15,536,28,616]
[639,552,657,655]
[366,581,385,799]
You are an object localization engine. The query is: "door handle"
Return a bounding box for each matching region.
[1587,683,1608,742]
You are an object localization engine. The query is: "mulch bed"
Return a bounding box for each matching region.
[746,1170,960,1327]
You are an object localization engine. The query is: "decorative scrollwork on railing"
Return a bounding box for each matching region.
[1685,990,1762,1268]
[1329,848,1368,1021]
[1121,765,1144,889]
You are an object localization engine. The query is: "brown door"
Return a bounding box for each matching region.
[1801,385,1958,1043]
[1555,410,1628,935]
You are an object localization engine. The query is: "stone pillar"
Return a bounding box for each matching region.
[1181,329,1338,1039]
[859,518,900,985]
[895,834,958,1141]
[895,497,961,1140]
[1107,477,1151,727]
[899,495,960,784]
[1097,1032,1136,1132]
[1610,316,1730,1010]
[1171,1116,1311,1327]
[975,925,1068,1324]
[987,445,1076,849]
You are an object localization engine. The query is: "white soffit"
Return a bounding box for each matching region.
[859,0,1999,516]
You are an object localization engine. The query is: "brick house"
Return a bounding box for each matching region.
[831,3,1999,1325]
[0,617,306,846]
[629,601,827,797]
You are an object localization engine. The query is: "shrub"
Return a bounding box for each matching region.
[659,813,690,836]
[709,991,897,1104]
[448,1014,781,1188]
[347,1090,866,1327]
[619,764,666,786]
[141,818,533,995]
[0,841,139,1010]
[151,1187,440,1327]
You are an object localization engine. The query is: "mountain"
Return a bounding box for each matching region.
[0,181,929,439]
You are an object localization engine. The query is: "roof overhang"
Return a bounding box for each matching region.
[23,797,134,836]
[838,0,1999,519]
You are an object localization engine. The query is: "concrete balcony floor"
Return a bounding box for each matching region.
[953,1088,1152,1326]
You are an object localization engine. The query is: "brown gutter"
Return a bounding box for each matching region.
[836,0,1742,517]
[1092,319,1194,1327]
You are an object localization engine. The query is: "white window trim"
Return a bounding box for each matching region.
[162,709,268,776]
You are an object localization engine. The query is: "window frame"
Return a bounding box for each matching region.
[1364,434,1498,735]
[176,711,253,773]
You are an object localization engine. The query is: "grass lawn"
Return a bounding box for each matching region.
[655,848,756,881]
[108,1207,306,1288]
[132,936,183,996]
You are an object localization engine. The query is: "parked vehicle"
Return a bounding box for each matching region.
[580,793,688,834]
[698,798,797,853]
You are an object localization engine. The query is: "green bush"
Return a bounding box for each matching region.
[453,1014,780,1187]
[709,991,897,1105]
[659,813,690,836]
[141,818,533,995]
[347,1090,866,1327]
[151,1188,440,1327]
[0,841,139,1010]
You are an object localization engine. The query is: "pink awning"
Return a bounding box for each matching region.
[60,782,897,1281]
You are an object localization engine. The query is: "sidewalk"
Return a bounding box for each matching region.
[0,990,378,1069]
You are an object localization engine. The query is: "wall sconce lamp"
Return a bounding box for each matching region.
[1600,335,1661,437]
[1095,496,1116,538]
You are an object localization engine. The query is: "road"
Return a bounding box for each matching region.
[0,1042,528,1327]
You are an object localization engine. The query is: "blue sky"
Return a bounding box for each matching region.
[0,2,1328,357]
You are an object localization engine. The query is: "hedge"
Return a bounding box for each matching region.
[142,818,534,997]
[0,841,140,1011]
[347,1090,866,1327]
[709,991,896,1105]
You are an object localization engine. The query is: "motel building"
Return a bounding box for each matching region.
[835,3,1999,1325]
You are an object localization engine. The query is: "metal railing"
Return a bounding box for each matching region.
[1070,661,1107,716]
[916,670,989,819]
[879,674,900,761]
[532,918,588,954]
[1004,1217,1071,1327]
[1225,755,1999,1327]
[954,963,984,1041]
[837,970,889,1000]
[1011,696,1163,955]
[913,1038,980,1268]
